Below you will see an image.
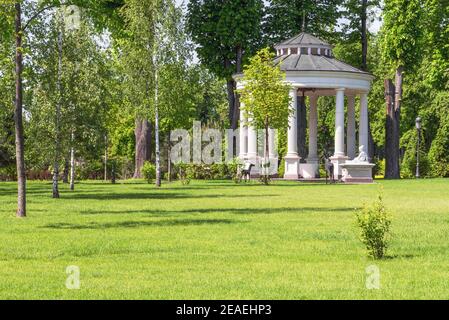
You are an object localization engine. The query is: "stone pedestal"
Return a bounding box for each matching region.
[330,155,349,180]
[340,163,375,183]
[299,163,319,179]
[284,155,300,180]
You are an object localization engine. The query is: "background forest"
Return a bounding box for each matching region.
[1,0,448,187]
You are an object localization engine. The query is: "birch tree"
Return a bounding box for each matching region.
[238,48,292,185]
[120,0,187,187]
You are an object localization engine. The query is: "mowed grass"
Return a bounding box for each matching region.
[0,179,448,300]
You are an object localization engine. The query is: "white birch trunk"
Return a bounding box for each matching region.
[70,132,75,191]
[53,11,63,199]
[155,66,161,187]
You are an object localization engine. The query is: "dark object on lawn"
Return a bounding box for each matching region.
[325,159,335,184]
[241,162,254,182]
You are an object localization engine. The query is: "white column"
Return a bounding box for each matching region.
[287,89,298,157]
[346,95,356,159]
[359,93,369,155]
[247,117,257,158]
[239,107,248,158]
[284,89,300,179]
[334,88,346,157]
[268,128,276,158]
[307,95,318,163]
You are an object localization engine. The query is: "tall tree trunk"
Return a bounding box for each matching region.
[225,55,238,131]
[263,120,269,185]
[226,79,236,128]
[167,132,171,183]
[133,118,151,178]
[104,135,108,182]
[62,157,69,183]
[155,66,161,188]
[394,66,403,166]
[14,3,26,217]
[232,46,243,131]
[384,68,402,179]
[53,12,63,199]
[361,0,368,72]
[297,93,307,161]
[111,162,116,184]
[70,138,75,191]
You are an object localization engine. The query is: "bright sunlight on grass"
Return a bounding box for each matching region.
[1,179,448,299]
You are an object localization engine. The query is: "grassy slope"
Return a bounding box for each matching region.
[0,179,448,300]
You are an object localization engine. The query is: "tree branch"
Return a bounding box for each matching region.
[22,2,77,32]
[22,4,57,32]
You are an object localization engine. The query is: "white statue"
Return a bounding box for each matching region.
[351,145,368,163]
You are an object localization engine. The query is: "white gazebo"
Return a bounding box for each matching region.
[235,32,375,181]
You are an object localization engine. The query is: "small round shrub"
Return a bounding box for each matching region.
[142,161,156,183]
[355,192,392,259]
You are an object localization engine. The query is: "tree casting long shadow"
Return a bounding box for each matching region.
[80,206,356,216]
[65,192,278,201]
[42,218,243,230]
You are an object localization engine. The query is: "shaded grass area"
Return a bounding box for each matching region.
[0,179,449,299]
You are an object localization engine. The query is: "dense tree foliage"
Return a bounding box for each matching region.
[186,0,264,130]
[263,0,343,45]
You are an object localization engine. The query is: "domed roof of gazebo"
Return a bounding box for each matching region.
[275,32,331,48]
[273,32,368,75]
[234,32,373,95]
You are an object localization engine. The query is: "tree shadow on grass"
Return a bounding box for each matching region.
[41,218,243,230]
[381,254,416,260]
[65,192,278,201]
[81,206,357,216]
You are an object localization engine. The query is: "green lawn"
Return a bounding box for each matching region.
[0,179,448,299]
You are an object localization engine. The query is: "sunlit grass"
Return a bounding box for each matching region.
[0,179,448,299]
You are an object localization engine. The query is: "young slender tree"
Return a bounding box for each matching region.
[238,48,292,185]
[14,2,26,216]
[120,0,183,187]
[52,7,64,198]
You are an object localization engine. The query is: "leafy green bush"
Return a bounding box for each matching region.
[355,193,392,259]
[319,165,326,179]
[373,159,385,177]
[278,159,285,178]
[429,113,449,177]
[227,158,243,183]
[401,151,430,178]
[0,164,16,181]
[400,129,430,178]
[142,161,156,183]
[174,162,193,185]
[192,164,211,180]
[76,161,103,180]
[210,163,229,180]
